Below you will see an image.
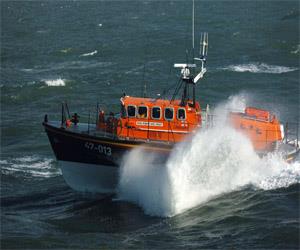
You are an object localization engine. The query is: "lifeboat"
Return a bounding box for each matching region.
[43,32,299,194]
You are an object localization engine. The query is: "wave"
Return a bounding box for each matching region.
[43,78,66,86]
[20,61,113,74]
[1,155,61,179]
[281,9,299,21]
[125,60,164,75]
[291,44,300,54]
[60,48,72,53]
[80,50,98,57]
[118,95,300,217]
[221,63,298,74]
[0,79,65,90]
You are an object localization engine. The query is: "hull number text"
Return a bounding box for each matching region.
[84,142,112,156]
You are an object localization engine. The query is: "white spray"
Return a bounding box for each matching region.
[117,96,300,217]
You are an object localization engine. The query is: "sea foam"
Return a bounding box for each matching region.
[44,78,66,86]
[1,155,61,178]
[222,63,298,74]
[80,50,98,57]
[118,96,300,217]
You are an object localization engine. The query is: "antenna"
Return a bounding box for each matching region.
[143,81,147,98]
[192,0,195,50]
[142,64,147,97]
[194,32,208,83]
[200,32,208,57]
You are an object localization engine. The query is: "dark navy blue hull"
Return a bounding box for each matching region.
[43,122,172,168]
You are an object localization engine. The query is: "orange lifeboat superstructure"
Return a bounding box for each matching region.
[116,97,201,143]
[97,97,284,152]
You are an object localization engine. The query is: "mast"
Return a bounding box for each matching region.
[192,0,195,52]
[192,0,195,105]
[173,1,208,107]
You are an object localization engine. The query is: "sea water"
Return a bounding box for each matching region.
[1,1,299,249]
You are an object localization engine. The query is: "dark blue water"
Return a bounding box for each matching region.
[1,1,299,249]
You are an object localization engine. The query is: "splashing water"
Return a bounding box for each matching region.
[118,97,300,217]
[118,149,172,215]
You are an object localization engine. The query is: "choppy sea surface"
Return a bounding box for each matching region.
[1,1,299,249]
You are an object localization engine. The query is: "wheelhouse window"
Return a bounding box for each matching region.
[164,107,174,120]
[177,108,186,120]
[152,107,161,119]
[127,105,136,117]
[138,106,148,119]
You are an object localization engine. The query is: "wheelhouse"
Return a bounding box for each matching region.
[96,96,202,143]
[118,96,202,142]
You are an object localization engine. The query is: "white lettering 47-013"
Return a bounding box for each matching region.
[84,142,112,156]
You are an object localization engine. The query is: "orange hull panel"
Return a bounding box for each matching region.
[230,112,282,151]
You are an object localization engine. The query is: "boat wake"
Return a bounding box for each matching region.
[1,155,61,179]
[118,96,300,217]
[221,63,298,74]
